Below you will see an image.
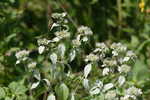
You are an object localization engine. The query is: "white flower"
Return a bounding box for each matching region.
[103,83,114,92]
[118,76,126,86]
[28,62,37,68]
[15,50,29,60]
[54,30,70,39]
[126,86,142,96]
[72,39,81,47]
[105,90,116,99]
[50,53,57,64]
[85,53,99,62]
[82,36,88,42]
[102,68,110,76]
[84,63,92,78]
[38,46,45,54]
[118,64,131,73]
[37,38,49,46]
[78,26,93,35]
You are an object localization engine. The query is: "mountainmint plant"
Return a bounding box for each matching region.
[11,12,143,100]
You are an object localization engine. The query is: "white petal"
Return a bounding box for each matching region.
[84,64,92,78]
[38,46,45,54]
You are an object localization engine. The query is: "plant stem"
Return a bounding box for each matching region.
[117,0,122,39]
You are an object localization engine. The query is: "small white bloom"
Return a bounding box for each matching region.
[15,50,29,59]
[78,26,93,35]
[84,63,92,78]
[38,46,45,54]
[105,90,116,99]
[28,62,37,68]
[118,76,126,86]
[85,53,99,62]
[118,64,131,73]
[126,86,142,96]
[82,36,88,42]
[103,83,114,92]
[50,53,57,64]
[102,68,110,76]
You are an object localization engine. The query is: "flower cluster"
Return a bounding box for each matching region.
[83,42,142,99]
[14,12,142,100]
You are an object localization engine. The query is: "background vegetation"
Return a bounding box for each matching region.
[0,0,150,100]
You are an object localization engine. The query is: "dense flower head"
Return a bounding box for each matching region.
[15,50,29,59]
[78,26,93,35]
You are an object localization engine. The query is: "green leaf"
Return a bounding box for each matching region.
[55,83,69,100]
[0,87,6,99]
[8,82,27,95]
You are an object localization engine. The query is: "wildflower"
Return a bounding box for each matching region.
[85,53,99,62]
[15,50,29,60]
[111,43,127,52]
[118,64,131,73]
[15,50,29,64]
[72,39,81,47]
[95,42,109,53]
[126,86,142,96]
[54,30,70,39]
[52,12,67,19]
[28,62,37,68]
[37,38,50,46]
[78,26,93,35]
[105,90,116,99]
[139,0,145,12]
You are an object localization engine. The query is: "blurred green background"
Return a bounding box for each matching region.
[0,0,150,99]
